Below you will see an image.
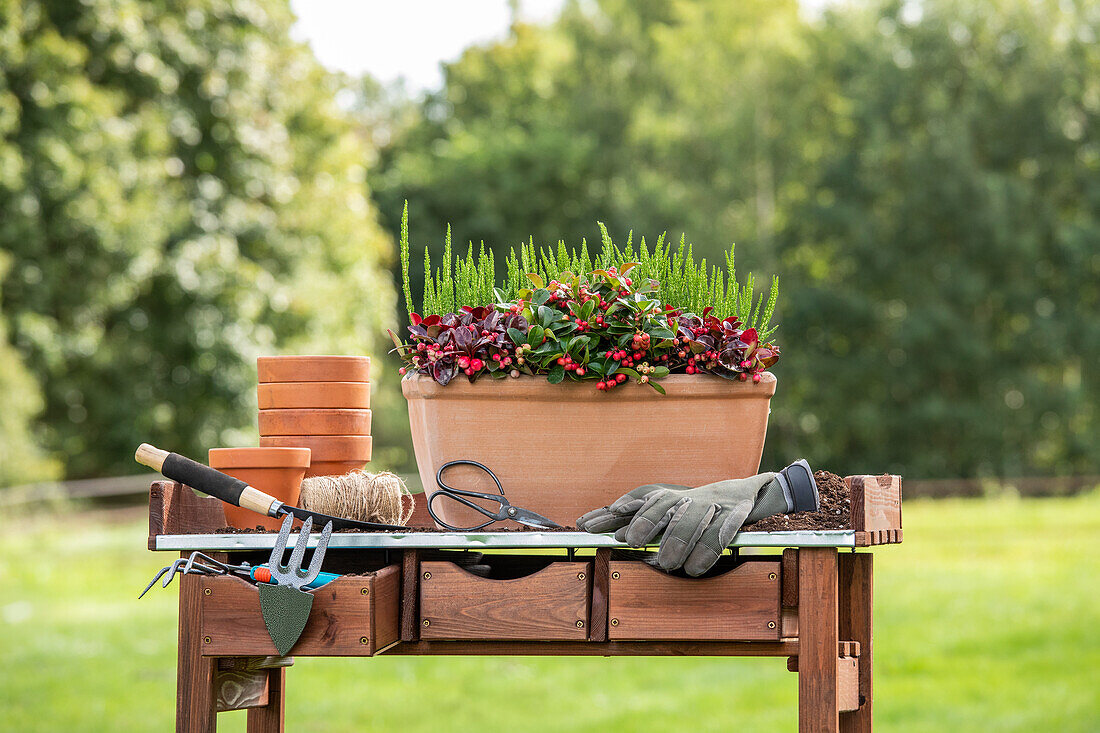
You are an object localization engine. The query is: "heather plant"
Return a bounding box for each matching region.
[398,205,779,340]
[392,211,781,392]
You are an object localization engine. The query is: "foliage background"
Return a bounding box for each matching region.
[1,0,1098,486]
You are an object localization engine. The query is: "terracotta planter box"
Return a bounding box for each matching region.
[402,373,775,528]
[258,408,372,436]
[257,355,370,383]
[208,447,310,531]
[258,381,371,409]
[259,435,373,477]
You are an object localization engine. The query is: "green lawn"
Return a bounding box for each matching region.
[2,494,1098,731]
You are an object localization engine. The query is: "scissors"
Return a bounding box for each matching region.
[428,460,561,531]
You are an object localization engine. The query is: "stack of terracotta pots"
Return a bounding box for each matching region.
[256,356,373,477]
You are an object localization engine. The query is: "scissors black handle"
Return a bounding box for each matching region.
[428,460,512,531]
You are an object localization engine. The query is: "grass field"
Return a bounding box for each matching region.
[2,493,1098,732]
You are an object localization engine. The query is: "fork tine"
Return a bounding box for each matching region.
[301,521,332,584]
[270,514,295,570]
[162,558,187,588]
[286,517,312,578]
[139,565,172,598]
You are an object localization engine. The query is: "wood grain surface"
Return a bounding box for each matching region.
[200,567,399,656]
[149,481,226,548]
[839,552,873,732]
[607,560,781,641]
[177,573,217,732]
[384,639,799,656]
[847,475,902,534]
[419,561,591,640]
[798,548,840,733]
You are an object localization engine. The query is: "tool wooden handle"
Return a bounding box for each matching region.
[134,443,279,516]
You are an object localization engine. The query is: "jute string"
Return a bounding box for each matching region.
[299,470,413,526]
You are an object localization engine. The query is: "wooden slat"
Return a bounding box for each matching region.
[400,549,421,642]
[150,481,226,549]
[786,642,860,671]
[590,549,610,642]
[608,560,780,641]
[781,607,799,638]
[177,573,216,732]
[384,639,798,656]
[798,548,840,732]
[419,561,590,640]
[246,668,285,733]
[200,567,400,656]
[782,548,799,607]
[846,475,902,534]
[839,553,873,732]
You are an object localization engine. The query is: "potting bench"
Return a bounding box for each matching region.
[148,474,901,732]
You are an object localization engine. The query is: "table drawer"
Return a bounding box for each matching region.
[419,560,591,640]
[608,559,781,641]
[200,565,400,656]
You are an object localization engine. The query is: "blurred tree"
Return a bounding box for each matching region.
[0,0,402,480]
[0,253,60,485]
[369,0,1100,479]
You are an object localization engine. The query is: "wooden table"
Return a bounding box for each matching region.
[149,474,902,732]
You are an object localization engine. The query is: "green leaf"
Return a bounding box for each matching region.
[531,289,551,306]
[527,273,545,289]
[649,327,675,339]
[507,328,527,346]
[651,366,670,378]
[648,381,666,395]
[538,304,555,327]
[581,299,596,321]
[528,325,545,346]
[547,364,565,384]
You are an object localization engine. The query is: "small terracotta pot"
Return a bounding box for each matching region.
[258,381,371,410]
[208,447,310,531]
[258,408,371,436]
[259,435,373,477]
[257,355,370,383]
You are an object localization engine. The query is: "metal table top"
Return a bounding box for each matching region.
[153,529,856,552]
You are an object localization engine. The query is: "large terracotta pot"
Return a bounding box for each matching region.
[257,355,370,383]
[208,447,310,530]
[402,373,776,529]
[259,435,373,477]
[258,408,372,436]
[258,381,371,409]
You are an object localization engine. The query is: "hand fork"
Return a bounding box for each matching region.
[258,515,333,655]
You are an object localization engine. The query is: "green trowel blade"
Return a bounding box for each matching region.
[258,583,314,656]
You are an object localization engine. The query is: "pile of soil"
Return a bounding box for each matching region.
[213,470,851,534]
[743,470,850,531]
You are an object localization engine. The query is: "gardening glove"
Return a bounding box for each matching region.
[576,461,818,576]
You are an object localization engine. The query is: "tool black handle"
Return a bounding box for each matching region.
[136,444,279,517]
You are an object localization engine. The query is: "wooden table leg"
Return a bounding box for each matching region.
[246,667,286,733]
[839,552,873,732]
[798,547,840,733]
[177,573,217,732]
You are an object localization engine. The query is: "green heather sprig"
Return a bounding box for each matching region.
[397,203,779,341]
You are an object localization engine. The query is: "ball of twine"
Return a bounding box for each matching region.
[299,469,413,527]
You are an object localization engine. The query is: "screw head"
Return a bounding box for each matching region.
[361,587,370,595]
[610,618,619,626]
[422,619,431,627]
[203,636,211,644]
[360,636,369,645]
[611,571,620,580]
[768,572,777,580]
[577,572,586,580]
[768,621,776,629]
[576,620,585,628]
[507,507,517,516]
[422,571,432,580]
[203,588,211,596]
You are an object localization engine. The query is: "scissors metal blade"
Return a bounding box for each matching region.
[510,508,562,529]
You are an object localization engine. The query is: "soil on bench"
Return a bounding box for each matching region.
[214,470,851,534]
[742,470,850,531]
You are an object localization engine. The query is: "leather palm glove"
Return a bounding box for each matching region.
[576,461,818,576]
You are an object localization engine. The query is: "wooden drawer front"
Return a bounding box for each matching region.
[419,561,590,640]
[200,566,400,656]
[608,560,781,641]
